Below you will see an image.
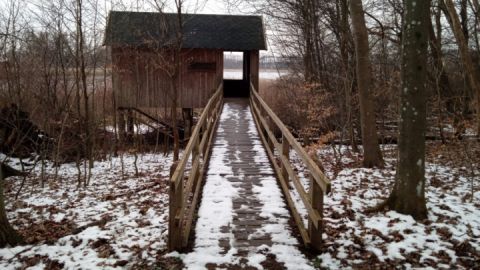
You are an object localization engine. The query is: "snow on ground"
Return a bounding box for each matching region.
[1,123,478,269]
[105,123,161,135]
[0,152,174,269]
[312,143,480,269]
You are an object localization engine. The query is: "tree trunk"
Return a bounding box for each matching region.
[349,0,384,167]
[172,3,183,162]
[0,163,23,247]
[429,6,454,141]
[387,0,430,221]
[429,5,455,114]
[443,0,480,137]
[339,0,358,152]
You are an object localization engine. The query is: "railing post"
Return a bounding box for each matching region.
[263,114,274,152]
[168,161,183,251]
[308,176,323,251]
[281,135,289,181]
[193,138,200,186]
[201,119,209,156]
[118,109,126,142]
[127,109,134,138]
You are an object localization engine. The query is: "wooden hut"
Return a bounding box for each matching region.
[104,11,266,137]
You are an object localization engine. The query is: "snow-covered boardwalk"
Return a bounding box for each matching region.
[182,99,313,269]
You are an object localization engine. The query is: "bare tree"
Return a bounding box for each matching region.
[442,0,480,138]
[386,0,430,220]
[148,0,185,162]
[349,0,384,167]
[0,162,24,247]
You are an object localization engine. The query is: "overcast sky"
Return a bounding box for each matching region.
[106,0,253,15]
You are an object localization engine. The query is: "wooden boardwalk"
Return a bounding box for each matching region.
[182,99,313,269]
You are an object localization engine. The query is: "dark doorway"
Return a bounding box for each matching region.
[223,51,250,97]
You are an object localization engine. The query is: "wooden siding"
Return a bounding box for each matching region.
[249,50,259,90]
[112,47,223,109]
[0,62,8,80]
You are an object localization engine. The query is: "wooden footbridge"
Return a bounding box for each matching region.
[168,83,331,266]
[105,12,330,265]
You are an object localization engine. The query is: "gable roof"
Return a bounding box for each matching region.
[105,11,266,51]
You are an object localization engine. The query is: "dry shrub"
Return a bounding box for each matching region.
[259,76,337,141]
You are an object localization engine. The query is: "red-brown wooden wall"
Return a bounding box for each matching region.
[112,47,223,109]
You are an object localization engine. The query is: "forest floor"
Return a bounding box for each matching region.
[0,140,479,269]
[313,141,479,269]
[0,153,178,269]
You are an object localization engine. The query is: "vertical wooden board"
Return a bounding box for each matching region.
[308,176,323,251]
[199,49,205,108]
[188,50,195,108]
[162,71,167,109]
[112,48,120,108]
[250,50,259,90]
[113,47,225,109]
[149,53,156,107]
[196,50,206,107]
[179,51,185,108]
[135,55,141,108]
[217,50,223,92]
[181,49,191,108]
[147,55,153,107]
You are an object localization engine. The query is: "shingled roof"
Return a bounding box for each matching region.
[105,11,266,51]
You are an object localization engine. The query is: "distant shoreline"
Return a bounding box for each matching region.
[224,68,289,73]
[223,69,289,80]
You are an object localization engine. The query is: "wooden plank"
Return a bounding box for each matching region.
[281,135,289,183]
[182,163,204,246]
[251,87,331,194]
[182,97,223,245]
[170,84,222,190]
[251,95,321,225]
[278,154,321,229]
[309,175,323,251]
[250,97,311,246]
[168,83,222,250]
[176,154,200,224]
[249,50,260,91]
[113,48,221,109]
[168,162,183,251]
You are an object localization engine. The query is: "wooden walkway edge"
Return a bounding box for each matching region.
[182,98,313,269]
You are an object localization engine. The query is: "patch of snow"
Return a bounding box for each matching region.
[312,144,480,268]
[0,152,174,269]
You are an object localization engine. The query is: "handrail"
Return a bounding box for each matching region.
[168,83,223,251]
[249,83,330,251]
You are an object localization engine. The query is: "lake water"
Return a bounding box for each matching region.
[224,69,289,80]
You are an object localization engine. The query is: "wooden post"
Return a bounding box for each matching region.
[118,109,126,143]
[182,108,193,139]
[201,120,209,157]
[249,50,259,91]
[168,161,183,251]
[267,117,274,153]
[281,135,289,181]
[127,109,134,137]
[308,176,323,251]
[192,138,200,187]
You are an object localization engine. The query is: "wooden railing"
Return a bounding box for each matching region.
[250,84,331,251]
[168,83,223,251]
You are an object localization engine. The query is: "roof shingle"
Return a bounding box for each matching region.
[105,11,266,50]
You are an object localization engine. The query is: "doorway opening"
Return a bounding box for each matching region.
[223,51,250,97]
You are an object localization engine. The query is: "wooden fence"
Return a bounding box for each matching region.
[250,84,331,251]
[168,83,223,251]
